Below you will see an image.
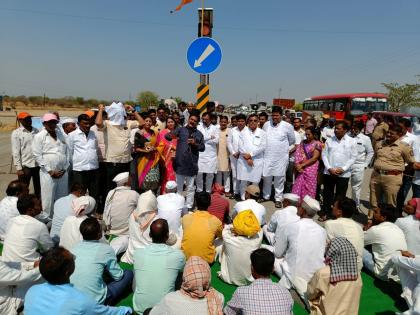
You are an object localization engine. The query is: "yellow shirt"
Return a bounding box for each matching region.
[181,211,223,263]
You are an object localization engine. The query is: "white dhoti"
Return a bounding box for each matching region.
[110,235,129,256]
[229,156,239,194]
[351,165,365,207]
[39,169,69,221]
[263,175,286,202]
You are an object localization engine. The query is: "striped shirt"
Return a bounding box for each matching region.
[207,193,230,224]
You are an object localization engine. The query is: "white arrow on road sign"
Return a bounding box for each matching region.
[193,44,215,68]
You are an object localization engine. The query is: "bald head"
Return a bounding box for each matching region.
[6,180,28,197]
[149,218,169,244]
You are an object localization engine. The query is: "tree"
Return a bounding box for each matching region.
[172,96,183,104]
[382,75,420,112]
[136,91,159,109]
[293,103,303,111]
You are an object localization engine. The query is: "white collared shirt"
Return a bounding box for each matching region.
[0,196,19,240]
[401,131,416,149]
[322,134,357,178]
[352,133,374,168]
[2,215,53,262]
[321,126,335,140]
[32,128,69,173]
[67,128,99,171]
[227,126,244,156]
[325,217,364,271]
[157,193,186,234]
[11,126,39,170]
[395,215,420,255]
[364,222,407,279]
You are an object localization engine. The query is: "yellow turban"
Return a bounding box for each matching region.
[233,210,261,237]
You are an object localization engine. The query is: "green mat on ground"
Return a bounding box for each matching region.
[0,244,408,314]
[117,261,408,314]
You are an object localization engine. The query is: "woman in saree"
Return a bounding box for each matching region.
[156,116,178,194]
[133,116,160,192]
[292,127,322,200]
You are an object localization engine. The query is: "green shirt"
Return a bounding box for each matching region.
[133,243,185,313]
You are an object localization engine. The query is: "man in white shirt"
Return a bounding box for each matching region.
[364,112,377,137]
[0,180,29,240]
[273,195,327,296]
[321,121,357,220]
[50,183,86,241]
[95,102,144,193]
[263,193,300,246]
[363,206,407,280]
[232,185,266,226]
[0,259,42,315]
[196,112,220,193]
[11,112,40,197]
[104,172,139,255]
[2,194,53,262]
[350,121,374,210]
[32,113,70,222]
[227,114,246,200]
[285,118,304,193]
[237,114,266,201]
[395,198,420,255]
[397,118,418,212]
[157,181,186,236]
[67,114,99,203]
[325,197,364,271]
[392,252,420,314]
[262,107,296,208]
[321,118,335,142]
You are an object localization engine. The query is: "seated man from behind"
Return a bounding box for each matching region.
[120,190,157,264]
[181,192,223,264]
[0,180,28,241]
[0,259,42,315]
[325,197,364,271]
[50,182,86,241]
[224,248,293,315]
[24,246,132,315]
[363,205,407,281]
[2,194,53,263]
[70,217,134,305]
[274,196,327,296]
[104,172,140,255]
[307,237,362,315]
[232,185,266,226]
[207,183,231,224]
[156,181,186,236]
[133,219,185,314]
[395,198,420,255]
[218,210,263,286]
[263,193,300,245]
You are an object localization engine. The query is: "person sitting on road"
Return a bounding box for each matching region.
[232,185,266,226]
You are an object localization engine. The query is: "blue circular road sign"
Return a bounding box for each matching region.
[187,37,222,75]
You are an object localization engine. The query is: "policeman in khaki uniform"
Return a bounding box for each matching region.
[370,125,415,218]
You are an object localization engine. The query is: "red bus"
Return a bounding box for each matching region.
[302,93,388,121]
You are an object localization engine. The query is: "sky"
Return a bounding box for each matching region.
[0,0,419,104]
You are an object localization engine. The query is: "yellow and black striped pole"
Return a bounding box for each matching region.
[196,83,209,113]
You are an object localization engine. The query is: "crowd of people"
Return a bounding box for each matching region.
[0,100,419,314]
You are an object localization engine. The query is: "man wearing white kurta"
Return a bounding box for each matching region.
[0,260,42,315]
[350,121,374,209]
[273,196,327,296]
[32,113,70,222]
[227,114,247,199]
[197,112,220,193]
[237,114,266,201]
[263,193,300,246]
[157,181,186,236]
[262,108,295,208]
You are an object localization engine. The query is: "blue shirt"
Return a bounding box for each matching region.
[70,240,123,303]
[167,126,204,176]
[24,283,131,315]
[133,243,185,313]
